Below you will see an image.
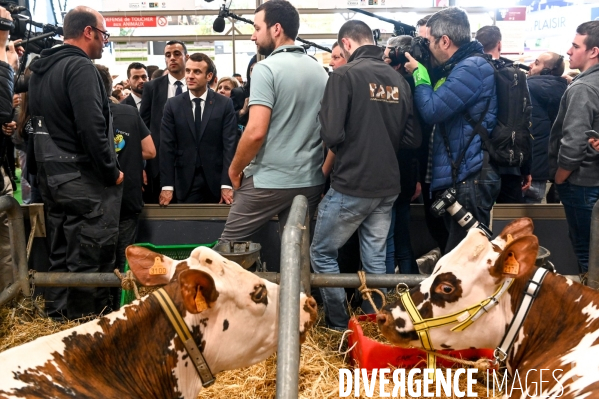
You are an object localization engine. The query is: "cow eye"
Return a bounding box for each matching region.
[435,283,454,295]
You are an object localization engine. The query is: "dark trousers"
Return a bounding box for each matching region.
[38,162,122,320]
[179,166,219,204]
[142,172,161,204]
[422,182,449,254]
[496,174,523,204]
[111,214,139,310]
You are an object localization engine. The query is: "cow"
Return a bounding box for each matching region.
[0,245,318,398]
[377,218,599,399]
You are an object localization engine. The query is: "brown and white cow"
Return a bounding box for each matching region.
[0,246,318,398]
[377,218,599,398]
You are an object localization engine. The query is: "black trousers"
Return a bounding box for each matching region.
[111,213,139,310]
[38,162,123,320]
[179,166,219,204]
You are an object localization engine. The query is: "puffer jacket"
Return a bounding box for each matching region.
[414,41,497,191]
[527,75,567,181]
[0,60,14,125]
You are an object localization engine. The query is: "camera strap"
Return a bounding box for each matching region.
[439,98,490,188]
[0,17,12,31]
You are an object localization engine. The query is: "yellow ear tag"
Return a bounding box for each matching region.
[503,251,520,275]
[506,234,514,245]
[195,289,208,312]
[149,256,167,275]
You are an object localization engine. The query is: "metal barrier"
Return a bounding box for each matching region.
[0,196,30,307]
[588,199,599,290]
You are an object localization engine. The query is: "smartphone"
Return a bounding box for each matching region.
[584,130,599,139]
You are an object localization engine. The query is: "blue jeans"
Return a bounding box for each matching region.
[385,200,418,274]
[439,159,501,253]
[555,181,599,273]
[310,188,397,330]
[522,180,547,204]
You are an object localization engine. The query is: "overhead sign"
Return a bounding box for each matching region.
[106,16,157,27]
[102,0,195,11]
[318,0,432,8]
[495,7,527,54]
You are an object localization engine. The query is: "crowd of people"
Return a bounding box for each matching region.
[0,1,599,327]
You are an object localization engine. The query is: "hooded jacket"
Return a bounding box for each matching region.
[0,60,13,125]
[413,41,497,192]
[548,63,599,187]
[527,74,567,181]
[29,44,119,186]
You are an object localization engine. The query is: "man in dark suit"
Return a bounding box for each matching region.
[159,52,237,205]
[139,40,189,203]
[121,62,147,111]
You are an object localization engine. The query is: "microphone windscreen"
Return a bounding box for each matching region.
[213,17,226,33]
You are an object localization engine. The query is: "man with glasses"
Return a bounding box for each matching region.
[403,7,500,253]
[548,21,599,274]
[28,6,124,320]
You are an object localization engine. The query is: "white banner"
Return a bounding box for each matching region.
[318,0,432,8]
[102,0,197,12]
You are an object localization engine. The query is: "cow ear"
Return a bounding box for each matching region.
[493,235,539,278]
[498,217,534,242]
[179,269,220,314]
[126,245,175,286]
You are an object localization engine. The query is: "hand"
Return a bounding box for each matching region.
[411,182,422,202]
[590,138,599,152]
[239,98,249,116]
[220,188,234,204]
[554,168,571,185]
[116,171,124,185]
[159,190,173,207]
[12,93,20,108]
[0,8,12,49]
[2,121,16,136]
[403,52,419,75]
[142,169,148,185]
[6,40,19,70]
[228,167,243,190]
[521,174,532,191]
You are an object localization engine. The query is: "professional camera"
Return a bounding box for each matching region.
[388,36,431,70]
[0,1,62,53]
[430,188,492,238]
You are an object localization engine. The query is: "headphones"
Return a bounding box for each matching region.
[540,55,564,76]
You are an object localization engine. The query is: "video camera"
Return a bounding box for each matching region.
[387,36,431,70]
[431,188,493,238]
[0,1,63,54]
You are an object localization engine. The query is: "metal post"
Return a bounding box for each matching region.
[300,205,311,294]
[276,195,308,399]
[231,18,236,75]
[0,196,30,307]
[587,200,599,289]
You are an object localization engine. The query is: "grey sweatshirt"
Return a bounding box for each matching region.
[548,63,599,187]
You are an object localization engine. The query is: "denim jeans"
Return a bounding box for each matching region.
[555,181,599,273]
[310,188,397,330]
[385,199,418,275]
[438,158,501,253]
[522,180,547,204]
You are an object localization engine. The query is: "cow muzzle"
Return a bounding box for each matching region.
[299,296,318,344]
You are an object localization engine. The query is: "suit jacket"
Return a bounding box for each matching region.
[160,89,237,201]
[140,74,169,178]
[121,94,137,109]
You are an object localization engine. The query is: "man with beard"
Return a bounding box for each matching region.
[404,7,500,253]
[220,0,328,242]
[28,6,124,319]
[121,62,147,110]
[140,40,188,203]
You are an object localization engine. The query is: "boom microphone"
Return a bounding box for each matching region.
[212,0,227,33]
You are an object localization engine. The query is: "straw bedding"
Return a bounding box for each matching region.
[0,296,503,398]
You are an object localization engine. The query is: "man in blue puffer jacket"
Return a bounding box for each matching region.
[404,7,501,252]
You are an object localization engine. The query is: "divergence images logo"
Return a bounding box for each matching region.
[369,83,399,103]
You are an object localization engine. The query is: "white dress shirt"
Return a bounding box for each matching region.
[131,92,142,110]
[167,73,187,98]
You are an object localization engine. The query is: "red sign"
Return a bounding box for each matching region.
[157,16,168,27]
[496,7,527,22]
[106,16,157,28]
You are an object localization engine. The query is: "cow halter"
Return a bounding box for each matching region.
[152,288,216,387]
[400,278,514,372]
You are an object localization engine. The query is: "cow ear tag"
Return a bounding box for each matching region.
[195,289,209,312]
[150,256,167,275]
[506,234,514,244]
[503,251,520,276]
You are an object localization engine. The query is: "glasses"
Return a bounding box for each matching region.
[89,26,110,41]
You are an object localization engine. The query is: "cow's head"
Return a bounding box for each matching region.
[126,245,318,373]
[377,218,539,351]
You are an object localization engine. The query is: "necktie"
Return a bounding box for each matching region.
[193,98,203,167]
[174,80,183,96]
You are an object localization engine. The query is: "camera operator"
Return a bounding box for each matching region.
[28,6,123,320]
[0,6,16,292]
[403,7,500,253]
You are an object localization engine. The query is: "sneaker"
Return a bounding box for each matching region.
[417,247,442,275]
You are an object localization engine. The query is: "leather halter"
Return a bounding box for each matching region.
[152,288,216,387]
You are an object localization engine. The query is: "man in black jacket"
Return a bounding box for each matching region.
[28,6,124,320]
[524,52,567,203]
[311,20,419,330]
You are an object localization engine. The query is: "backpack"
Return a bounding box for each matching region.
[465,55,533,168]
